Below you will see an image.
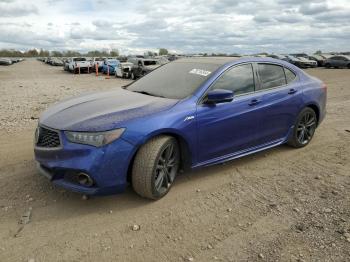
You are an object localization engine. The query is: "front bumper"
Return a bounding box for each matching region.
[34,129,136,195]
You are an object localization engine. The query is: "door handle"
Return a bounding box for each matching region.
[249,99,261,106]
[288,88,297,94]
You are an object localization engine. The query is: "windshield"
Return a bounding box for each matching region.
[74,58,86,62]
[107,59,119,64]
[126,61,221,99]
[144,60,158,66]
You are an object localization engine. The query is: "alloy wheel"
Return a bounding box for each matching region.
[154,143,179,194]
[296,111,316,145]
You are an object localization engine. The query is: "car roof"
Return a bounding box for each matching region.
[329,55,350,59]
[173,56,241,65]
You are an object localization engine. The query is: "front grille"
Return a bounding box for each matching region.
[36,127,61,148]
[123,67,130,72]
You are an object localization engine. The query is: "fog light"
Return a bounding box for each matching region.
[77,173,94,187]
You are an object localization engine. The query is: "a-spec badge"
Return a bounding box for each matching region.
[184,116,195,121]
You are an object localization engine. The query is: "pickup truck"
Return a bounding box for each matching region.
[67,57,92,73]
[128,58,165,80]
[92,57,106,72]
[115,62,133,78]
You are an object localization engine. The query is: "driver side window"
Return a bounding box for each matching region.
[210,64,255,96]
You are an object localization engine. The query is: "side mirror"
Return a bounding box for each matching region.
[205,89,234,104]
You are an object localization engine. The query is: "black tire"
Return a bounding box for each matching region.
[288,107,317,148]
[347,64,350,69]
[325,63,331,68]
[132,136,180,200]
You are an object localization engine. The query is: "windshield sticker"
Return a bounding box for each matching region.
[189,69,211,77]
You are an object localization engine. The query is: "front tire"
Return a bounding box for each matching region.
[132,136,180,200]
[288,107,317,148]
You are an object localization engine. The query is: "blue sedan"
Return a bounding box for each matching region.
[34,57,327,199]
[101,59,120,75]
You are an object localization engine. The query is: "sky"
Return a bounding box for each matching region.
[0,0,349,55]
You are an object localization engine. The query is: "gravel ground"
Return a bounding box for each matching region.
[0,59,349,262]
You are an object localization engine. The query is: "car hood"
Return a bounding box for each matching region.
[39,89,178,132]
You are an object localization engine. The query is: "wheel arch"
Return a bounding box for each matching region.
[126,130,193,183]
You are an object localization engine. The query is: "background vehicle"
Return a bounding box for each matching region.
[63,58,70,71]
[297,57,317,68]
[67,57,92,73]
[92,57,105,72]
[115,62,133,78]
[50,57,64,66]
[284,55,316,68]
[128,58,162,79]
[101,58,120,75]
[0,58,12,65]
[34,57,326,200]
[324,55,350,68]
[308,54,325,66]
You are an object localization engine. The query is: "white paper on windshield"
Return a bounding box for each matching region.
[189,69,211,77]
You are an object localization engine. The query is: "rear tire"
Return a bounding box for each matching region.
[288,107,317,148]
[132,136,180,200]
[325,63,331,68]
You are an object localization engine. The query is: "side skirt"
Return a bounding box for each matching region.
[193,138,286,169]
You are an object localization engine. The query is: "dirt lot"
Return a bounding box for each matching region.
[0,59,349,262]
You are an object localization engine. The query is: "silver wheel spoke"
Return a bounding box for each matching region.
[167,157,176,167]
[306,121,316,127]
[153,141,179,194]
[165,144,173,160]
[298,130,305,142]
[155,172,164,191]
[163,169,169,187]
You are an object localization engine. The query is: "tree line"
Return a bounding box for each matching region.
[0,48,171,57]
[0,49,121,57]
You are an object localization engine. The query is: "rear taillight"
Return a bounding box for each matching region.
[321,83,327,90]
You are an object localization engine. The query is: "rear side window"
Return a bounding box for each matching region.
[210,64,255,96]
[284,68,297,83]
[258,64,286,90]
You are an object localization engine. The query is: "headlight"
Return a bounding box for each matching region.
[65,128,125,147]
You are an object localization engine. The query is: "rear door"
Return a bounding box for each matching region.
[254,63,302,144]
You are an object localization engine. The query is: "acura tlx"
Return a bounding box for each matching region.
[34,57,327,200]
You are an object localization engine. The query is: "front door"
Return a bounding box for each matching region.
[196,63,263,164]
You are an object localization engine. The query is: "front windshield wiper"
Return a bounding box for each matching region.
[132,90,165,98]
